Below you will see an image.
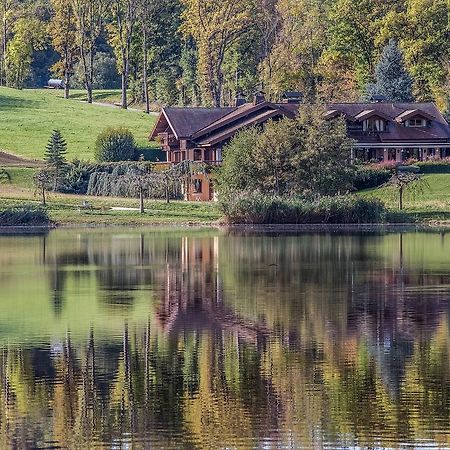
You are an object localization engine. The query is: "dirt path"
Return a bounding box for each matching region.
[0,151,42,168]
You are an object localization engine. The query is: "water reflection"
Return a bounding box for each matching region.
[0,229,450,448]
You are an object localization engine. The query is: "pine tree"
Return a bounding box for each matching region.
[367,39,414,102]
[44,129,68,190]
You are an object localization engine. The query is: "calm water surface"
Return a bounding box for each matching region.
[1,227,450,449]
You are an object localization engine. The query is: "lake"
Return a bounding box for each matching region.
[1,227,450,449]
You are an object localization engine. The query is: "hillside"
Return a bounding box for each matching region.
[0,88,157,161]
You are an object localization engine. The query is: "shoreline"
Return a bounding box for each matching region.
[3,221,450,235]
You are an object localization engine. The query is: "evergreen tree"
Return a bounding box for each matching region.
[44,129,68,190]
[367,39,414,102]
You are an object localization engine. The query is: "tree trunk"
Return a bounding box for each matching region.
[121,70,127,109]
[64,69,70,99]
[399,186,403,210]
[139,188,144,213]
[41,187,46,206]
[142,28,150,114]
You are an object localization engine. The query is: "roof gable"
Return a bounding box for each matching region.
[192,101,296,140]
[154,107,235,139]
[395,109,436,122]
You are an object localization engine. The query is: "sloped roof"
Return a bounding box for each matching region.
[192,101,296,139]
[395,109,436,122]
[196,109,283,146]
[354,109,392,121]
[327,102,446,125]
[162,107,235,139]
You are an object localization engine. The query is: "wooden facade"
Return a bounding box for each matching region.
[150,95,450,201]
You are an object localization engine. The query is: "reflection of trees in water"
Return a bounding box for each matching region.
[6,230,450,447]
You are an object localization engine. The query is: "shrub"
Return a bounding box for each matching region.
[415,159,450,174]
[219,191,387,224]
[95,128,136,162]
[0,205,51,226]
[353,165,391,190]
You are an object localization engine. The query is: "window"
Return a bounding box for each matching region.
[363,118,385,132]
[194,149,202,161]
[407,118,425,127]
[193,179,202,193]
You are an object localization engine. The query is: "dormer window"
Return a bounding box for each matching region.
[363,118,385,132]
[406,118,426,127]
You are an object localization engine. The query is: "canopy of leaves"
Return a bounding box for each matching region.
[217,107,355,198]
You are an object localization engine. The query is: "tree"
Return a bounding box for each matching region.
[108,0,136,109]
[95,127,136,162]
[366,39,414,102]
[48,0,78,99]
[217,107,355,198]
[6,17,46,89]
[0,0,14,86]
[120,162,152,213]
[180,0,254,106]
[385,166,426,210]
[72,0,108,103]
[260,0,328,101]
[44,129,68,190]
[33,168,52,205]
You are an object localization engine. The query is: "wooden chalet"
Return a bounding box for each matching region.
[150,93,450,201]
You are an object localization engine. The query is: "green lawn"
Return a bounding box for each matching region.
[0,87,157,161]
[360,173,450,221]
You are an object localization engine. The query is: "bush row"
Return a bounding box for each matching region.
[219,192,391,224]
[0,205,51,226]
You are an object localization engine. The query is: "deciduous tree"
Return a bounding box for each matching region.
[180,0,254,106]
[72,0,108,103]
[48,0,78,99]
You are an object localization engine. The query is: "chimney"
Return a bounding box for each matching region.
[282,91,303,104]
[253,90,266,105]
[369,94,387,103]
[234,92,246,107]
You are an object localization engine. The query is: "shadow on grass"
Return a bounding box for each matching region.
[0,93,40,111]
[68,90,120,102]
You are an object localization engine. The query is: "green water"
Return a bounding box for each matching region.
[1,227,450,449]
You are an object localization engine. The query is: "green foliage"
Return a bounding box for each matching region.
[72,52,120,89]
[353,165,392,190]
[44,129,68,190]
[366,39,414,102]
[217,107,355,198]
[6,17,47,89]
[415,159,450,174]
[219,191,387,224]
[0,204,51,226]
[95,127,137,162]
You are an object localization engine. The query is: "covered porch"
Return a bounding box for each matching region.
[353,145,450,163]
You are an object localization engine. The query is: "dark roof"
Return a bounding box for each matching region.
[150,101,450,146]
[162,107,235,138]
[197,109,283,146]
[395,109,436,122]
[327,102,446,124]
[192,101,296,140]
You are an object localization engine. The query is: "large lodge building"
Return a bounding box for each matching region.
[150,92,450,201]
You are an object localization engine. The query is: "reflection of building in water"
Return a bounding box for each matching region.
[155,236,269,343]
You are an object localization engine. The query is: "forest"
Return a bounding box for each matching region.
[0,0,449,111]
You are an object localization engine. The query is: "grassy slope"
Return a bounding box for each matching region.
[0,88,157,161]
[360,173,450,221]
